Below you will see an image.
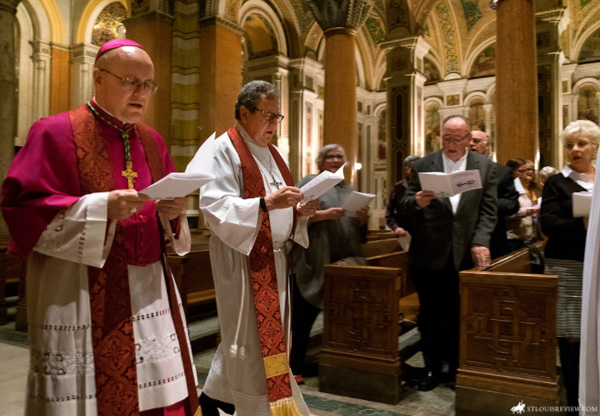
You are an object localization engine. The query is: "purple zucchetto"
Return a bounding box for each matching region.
[95,39,144,63]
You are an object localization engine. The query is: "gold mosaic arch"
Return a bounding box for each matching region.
[76,0,130,44]
[242,14,278,59]
[39,0,66,43]
[304,22,323,56]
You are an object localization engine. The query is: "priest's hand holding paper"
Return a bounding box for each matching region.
[108,189,150,220]
[416,190,437,208]
[155,197,186,220]
[264,186,303,211]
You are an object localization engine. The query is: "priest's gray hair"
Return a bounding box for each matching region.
[316,144,345,170]
[235,81,280,120]
[561,119,600,148]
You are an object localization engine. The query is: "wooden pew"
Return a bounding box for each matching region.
[319,238,417,404]
[456,245,560,415]
[0,235,27,329]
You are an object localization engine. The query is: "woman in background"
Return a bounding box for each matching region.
[291,144,369,383]
[505,158,541,251]
[541,120,599,415]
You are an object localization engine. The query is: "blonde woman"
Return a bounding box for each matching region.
[541,119,599,414]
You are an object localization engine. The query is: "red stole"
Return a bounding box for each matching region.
[227,126,302,415]
[69,103,200,416]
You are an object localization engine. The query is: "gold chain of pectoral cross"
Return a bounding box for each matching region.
[87,102,137,189]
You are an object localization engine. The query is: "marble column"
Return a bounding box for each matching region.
[323,27,359,185]
[536,8,568,169]
[125,10,174,144]
[288,57,323,180]
[31,41,51,121]
[70,43,98,108]
[495,0,539,166]
[0,0,21,234]
[197,17,242,138]
[307,0,371,187]
[384,37,430,185]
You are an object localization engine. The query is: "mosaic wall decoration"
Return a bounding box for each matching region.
[581,0,593,9]
[365,15,386,45]
[468,98,485,131]
[131,0,149,16]
[423,57,441,83]
[446,94,460,106]
[225,0,243,22]
[92,2,127,46]
[423,21,431,38]
[579,27,600,63]
[425,102,441,154]
[389,0,410,30]
[578,85,600,124]
[469,45,496,78]
[289,0,316,37]
[460,0,483,31]
[436,2,459,73]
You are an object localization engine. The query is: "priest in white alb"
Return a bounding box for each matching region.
[198,80,318,416]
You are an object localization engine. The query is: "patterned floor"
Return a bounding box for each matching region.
[0,319,455,416]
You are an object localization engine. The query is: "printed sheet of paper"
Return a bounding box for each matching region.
[140,172,215,200]
[418,169,482,197]
[397,232,411,251]
[299,164,345,203]
[139,132,216,199]
[185,132,216,175]
[573,191,593,217]
[342,191,375,216]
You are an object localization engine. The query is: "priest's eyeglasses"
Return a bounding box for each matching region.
[255,108,285,123]
[100,68,159,95]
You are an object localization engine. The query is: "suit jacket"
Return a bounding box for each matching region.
[540,172,588,262]
[489,162,520,259]
[399,150,498,272]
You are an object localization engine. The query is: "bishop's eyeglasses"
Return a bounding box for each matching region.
[255,108,285,123]
[100,68,159,95]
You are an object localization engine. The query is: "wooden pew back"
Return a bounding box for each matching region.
[456,245,560,415]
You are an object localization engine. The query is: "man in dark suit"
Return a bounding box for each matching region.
[469,130,519,259]
[400,115,497,391]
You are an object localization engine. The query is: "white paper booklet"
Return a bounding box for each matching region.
[299,164,345,203]
[573,191,593,217]
[139,132,216,200]
[342,191,375,216]
[418,169,482,197]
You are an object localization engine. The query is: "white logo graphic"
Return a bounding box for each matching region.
[511,401,526,414]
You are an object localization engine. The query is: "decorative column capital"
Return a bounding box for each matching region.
[307,0,372,31]
[381,36,430,59]
[0,0,20,14]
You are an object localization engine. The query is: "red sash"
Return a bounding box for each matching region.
[227,126,302,415]
[69,103,200,416]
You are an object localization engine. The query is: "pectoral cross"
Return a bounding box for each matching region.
[122,161,138,189]
[268,172,283,189]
